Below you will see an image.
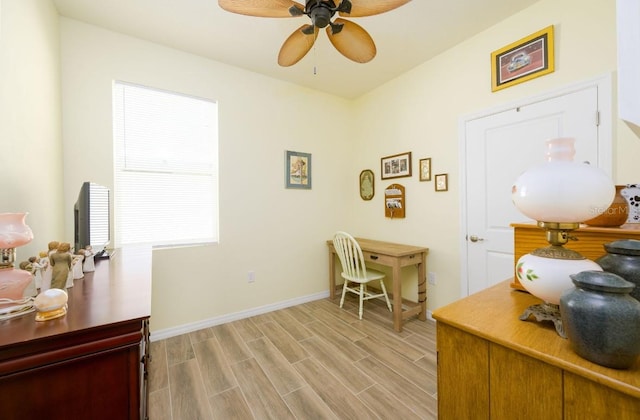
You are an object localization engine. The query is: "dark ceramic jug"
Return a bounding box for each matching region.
[596,239,640,301]
[560,270,640,369]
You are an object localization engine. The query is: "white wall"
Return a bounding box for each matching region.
[58,19,355,333]
[0,0,63,260]
[351,0,640,309]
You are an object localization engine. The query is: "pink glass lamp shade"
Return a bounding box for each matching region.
[0,213,34,249]
[0,213,35,303]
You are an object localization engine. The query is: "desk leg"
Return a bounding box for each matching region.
[329,249,336,300]
[418,252,427,321]
[392,263,403,332]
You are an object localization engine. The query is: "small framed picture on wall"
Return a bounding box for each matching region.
[419,158,431,181]
[359,169,375,200]
[490,25,555,92]
[381,152,412,180]
[285,150,312,189]
[435,173,448,192]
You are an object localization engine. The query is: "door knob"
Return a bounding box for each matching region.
[469,235,485,242]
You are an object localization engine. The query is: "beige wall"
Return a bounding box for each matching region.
[0,0,63,260]
[58,19,355,333]
[351,0,640,309]
[3,0,639,336]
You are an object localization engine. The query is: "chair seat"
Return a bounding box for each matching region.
[340,268,385,283]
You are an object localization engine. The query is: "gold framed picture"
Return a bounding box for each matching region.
[359,169,374,200]
[381,152,412,180]
[419,158,431,181]
[491,25,555,92]
[435,173,448,192]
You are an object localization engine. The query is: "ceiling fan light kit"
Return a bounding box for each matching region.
[218,0,412,66]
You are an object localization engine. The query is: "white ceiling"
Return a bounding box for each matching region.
[52,0,540,99]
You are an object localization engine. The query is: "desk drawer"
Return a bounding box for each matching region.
[363,251,423,267]
[398,253,423,266]
[363,251,395,266]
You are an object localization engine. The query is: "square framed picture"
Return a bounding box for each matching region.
[435,173,448,192]
[491,25,554,92]
[381,152,412,180]
[285,150,311,189]
[419,158,431,181]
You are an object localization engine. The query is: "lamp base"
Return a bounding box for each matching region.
[519,302,566,338]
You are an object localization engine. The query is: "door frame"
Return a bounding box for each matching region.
[457,73,613,298]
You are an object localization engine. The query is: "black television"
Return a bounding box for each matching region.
[74,182,111,258]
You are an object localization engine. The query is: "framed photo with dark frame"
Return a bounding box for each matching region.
[285,150,311,189]
[491,25,555,92]
[381,152,412,180]
[419,158,431,181]
[435,173,448,192]
[359,169,374,200]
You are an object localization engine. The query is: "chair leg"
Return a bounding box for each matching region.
[380,280,392,312]
[340,281,348,308]
[359,283,364,320]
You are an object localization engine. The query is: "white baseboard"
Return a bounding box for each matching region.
[426,310,435,322]
[150,292,436,342]
[150,290,330,342]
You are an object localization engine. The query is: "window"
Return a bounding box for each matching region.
[113,82,218,247]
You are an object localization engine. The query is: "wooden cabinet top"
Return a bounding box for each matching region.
[0,247,151,350]
[432,280,640,399]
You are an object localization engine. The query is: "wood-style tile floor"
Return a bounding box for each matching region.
[147,295,438,419]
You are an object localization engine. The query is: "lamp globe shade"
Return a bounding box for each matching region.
[512,138,614,223]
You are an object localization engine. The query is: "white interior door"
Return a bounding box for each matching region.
[462,80,611,296]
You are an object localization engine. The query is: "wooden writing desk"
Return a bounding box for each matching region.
[327,238,429,332]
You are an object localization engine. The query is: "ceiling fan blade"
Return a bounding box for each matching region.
[218,0,304,18]
[278,25,319,67]
[326,18,376,63]
[338,0,411,17]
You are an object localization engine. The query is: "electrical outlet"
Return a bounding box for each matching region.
[428,272,436,285]
[248,271,255,283]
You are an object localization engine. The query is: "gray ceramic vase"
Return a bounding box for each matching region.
[596,239,640,302]
[560,270,640,369]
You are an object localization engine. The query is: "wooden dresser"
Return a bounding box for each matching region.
[433,280,640,419]
[0,247,152,420]
[511,222,640,289]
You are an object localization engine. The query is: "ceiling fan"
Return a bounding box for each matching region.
[218,0,412,66]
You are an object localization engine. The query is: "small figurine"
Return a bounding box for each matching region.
[32,253,48,291]
[18,259,34,271]
[71,254,84,281]
[17,257,37,297]
[49,242,72,290]
[81,245,95,272]
[47,241,59,256]
[39,251,52,291]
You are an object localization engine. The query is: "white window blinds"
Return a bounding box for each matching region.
[113,82,219,246]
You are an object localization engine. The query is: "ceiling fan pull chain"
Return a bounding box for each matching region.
[313,45,318,75]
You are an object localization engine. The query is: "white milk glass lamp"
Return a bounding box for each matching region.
[511,138,614,337]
